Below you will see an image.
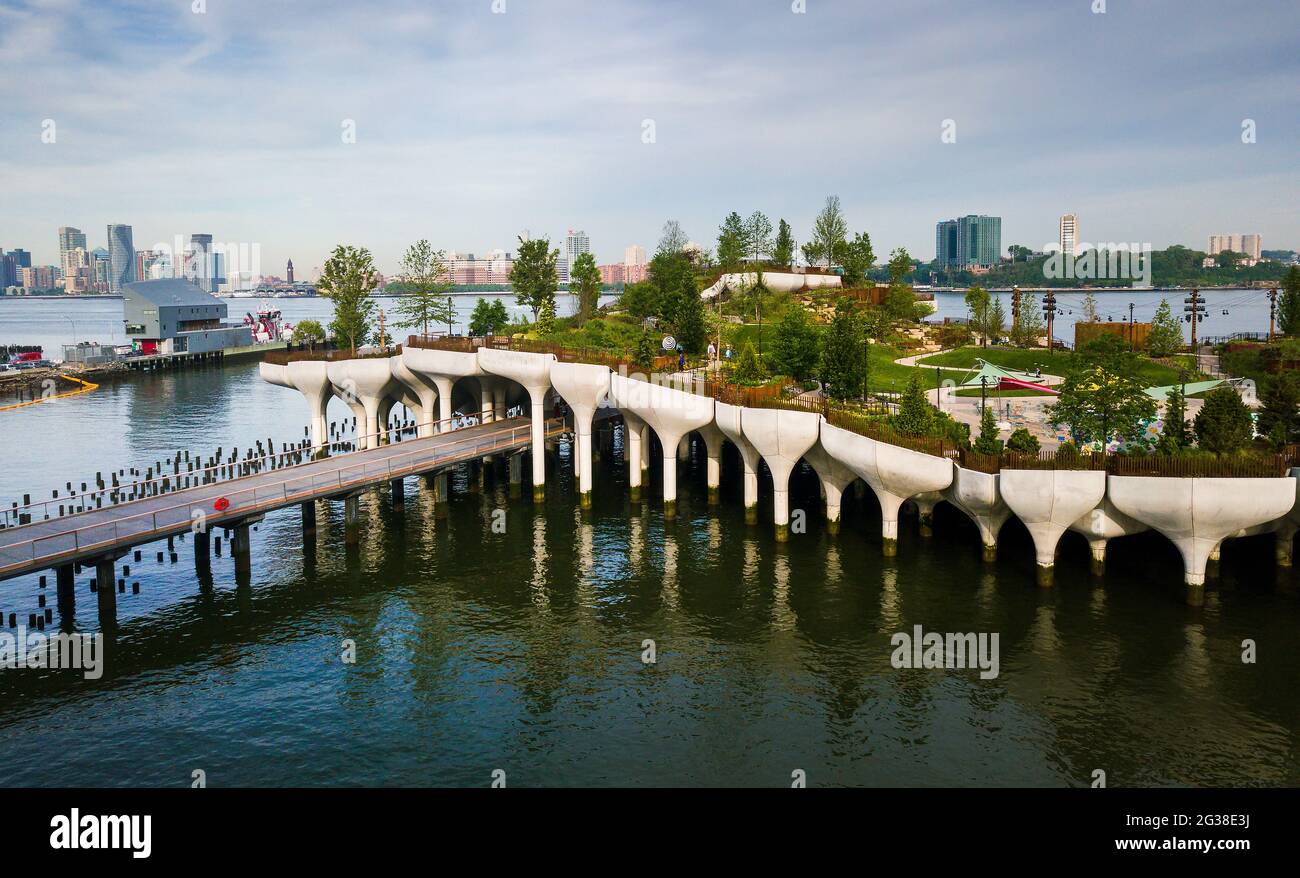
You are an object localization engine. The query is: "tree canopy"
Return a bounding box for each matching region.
[317,244,379,355]
[511,236,559,323]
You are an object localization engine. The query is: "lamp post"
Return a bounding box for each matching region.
[1128,301,1135,351]
[980,375,988,413]
[446,296,454,336]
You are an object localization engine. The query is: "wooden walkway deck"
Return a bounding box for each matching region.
[0,415,563,581]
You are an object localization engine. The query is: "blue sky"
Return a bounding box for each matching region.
[1,0,1296,278]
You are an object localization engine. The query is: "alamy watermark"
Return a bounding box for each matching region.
[0,626,104,679]
[890,625,999,680]
[1042,241,1152,288]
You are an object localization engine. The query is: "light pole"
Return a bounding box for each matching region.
[447,296,454,336]
[1128,301,1135,351]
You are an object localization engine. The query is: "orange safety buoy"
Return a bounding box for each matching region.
[213,497,230,512]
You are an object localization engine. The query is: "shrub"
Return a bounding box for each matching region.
[1005,427,1040,454]
[1193,386,1254,454]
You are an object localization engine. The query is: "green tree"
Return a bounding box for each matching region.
[291,318,325,349]
[807,195,848,268]
[536,297,557,336]
[965,286,992,347]
[393,239,454,337]
[1010,292,1045,348]
[1081,291,1099,322]
[570,252,602,326]
[511,236,559,323]
[716,211,747,274]
[768,306,821,381]
[1005,427,1040,454]
[820,299,869,400]
[1193,385,1254,453]
[894,372,933,436]
[1278,266,1300,336]
[618,281,660,321]
[987,297,1007,344]
[745,210,773,263]
[1255,372,1300,445]
[1046,366,1158,449]
[650,250,705,353]
[1157,382,1192,452]
[657,219,688,255]
[469,297,510,336]
[773,218,795,267]
[1147,299,1183,357]
[317,244,379,355]
[887,247,913,283]
[732,342,768,385]
[883,283,917,321]
[633,331,658,369]
[973,404,1000,454]
[840,232,875,286]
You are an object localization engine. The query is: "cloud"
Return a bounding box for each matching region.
[1,0,1297,272]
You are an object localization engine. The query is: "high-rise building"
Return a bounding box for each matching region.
[184,234,220,293]
[623,244,646,267]
[1059,214,1079,257]
[106,224,135,294]
[136,249,171,281]
[936,215,1002,268]
[566,229,590,264]
[286,259,295,284]
[58,226,87,275]
[1208,234,1262,262]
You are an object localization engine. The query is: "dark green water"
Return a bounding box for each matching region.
[0,362,1298,787]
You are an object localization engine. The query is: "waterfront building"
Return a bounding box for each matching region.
[1059,214,1079,257]
[936,215,1002,268]
[106,224,135,294]
[121,278,252,355]
[2,249,32,288]
[57,226,87,276]
[599,263,647,285]
[1208,233,1262,264]
[19,265,59,290]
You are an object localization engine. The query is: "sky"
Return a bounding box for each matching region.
[1,0,1297,279]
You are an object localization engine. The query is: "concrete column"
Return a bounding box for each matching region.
[95,556,117,625]
[434,473,449,518]
[56,563,75,613]
[434,378,454,433]
[1277,526,1295,567]
[626,418,644,501]
[232,523,252,579]
[742,409,821,542]
[550,363,610,511]
[1089,539,1107,576]
[344,494,361,544]
[714,402,762,525]
[913,491,942,538]
[529,389,546,501]
[481,384,494,424]
[302,501,316,533]
[194,529,211,573]
[697,423,726,506]
[508,455,523,500]
[391,477,405,509]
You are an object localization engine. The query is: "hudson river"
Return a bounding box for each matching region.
[0,293,1296,786]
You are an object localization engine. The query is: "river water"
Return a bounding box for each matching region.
[0,298,1297,787]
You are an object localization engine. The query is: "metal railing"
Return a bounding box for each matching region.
[0,417,562,577]
[0,411,510,530]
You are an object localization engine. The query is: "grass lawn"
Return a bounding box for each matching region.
[917,345,1190,386]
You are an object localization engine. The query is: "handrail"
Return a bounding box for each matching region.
[0,409,490,527]
[0,418,563,572]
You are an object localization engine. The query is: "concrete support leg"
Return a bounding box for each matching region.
[391,477,404,510]
[232,523,252,579]
[705,446,721,506]
[508,455,522,500]
[194,529,211,574]
[576,413,594,509]
[824,483,843,536]
[878,492,907,557]
[662,450,679,519]
[773,486,791,543]
[743,466,759,525]
[1277,528,1294,567]
[627,423,643,502]
[433,474,449,518]
[529,391,546,502]
[914,494,939,538]
[302,502,316,534]
[311,397,330,456]
[56,563,75,613]
[344,494,361,544]
[1206,543,1221,580]
[434,378,454,434]
[1020,523,1065,586]
[95,557,117,626]
[1089,539,1107,576]
[677,435,689,463]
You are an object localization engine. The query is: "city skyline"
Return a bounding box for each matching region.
[1,0,1298,274]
